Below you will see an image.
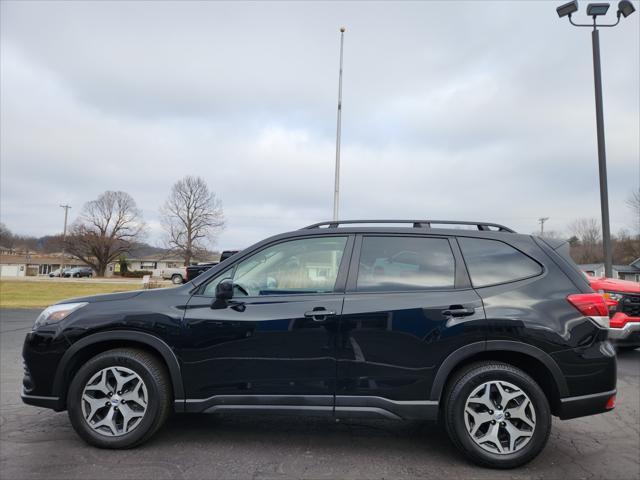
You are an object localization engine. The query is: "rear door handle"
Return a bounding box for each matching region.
[304,309,336,322]
[442,306,476,317]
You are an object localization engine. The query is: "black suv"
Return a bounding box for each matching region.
[22,220,616,468]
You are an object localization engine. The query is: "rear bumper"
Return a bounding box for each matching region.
[609,322,640,346]
[21,389,64,411]
[558,389,616,420]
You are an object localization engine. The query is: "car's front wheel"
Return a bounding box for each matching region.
[67,348,172,448]
[171,274,183,285]
[444,361,551,469]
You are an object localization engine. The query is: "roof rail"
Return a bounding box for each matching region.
[302,219,515,233]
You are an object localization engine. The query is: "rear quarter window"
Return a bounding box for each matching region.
[458,237,542,287]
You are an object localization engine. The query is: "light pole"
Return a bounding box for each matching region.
[60,204,71,272]
[333,27,346,221]
[556,1,636,278]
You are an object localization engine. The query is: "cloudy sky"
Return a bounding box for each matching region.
[1,0,638,249]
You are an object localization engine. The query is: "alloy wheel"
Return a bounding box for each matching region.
[463,380,536,455]
[81,366,148,437]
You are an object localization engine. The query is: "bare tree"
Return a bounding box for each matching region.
[569,218,601,245]
[0,223,14,252]
[161,176,224,266]
[569,218,602,264]
[66,191,145,276]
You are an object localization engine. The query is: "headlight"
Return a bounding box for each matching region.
[34,302,88,329]
[603,291,624,302]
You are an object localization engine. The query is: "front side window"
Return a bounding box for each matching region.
[205,236,347,297]
[458,237,542,287]
[356,236,456,292]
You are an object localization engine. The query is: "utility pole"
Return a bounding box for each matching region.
[333,27,345,221]
[538,217,549,236]
[60,204,71,273]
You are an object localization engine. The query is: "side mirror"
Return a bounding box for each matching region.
[216,279,234,301]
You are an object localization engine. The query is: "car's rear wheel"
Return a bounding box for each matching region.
[444,361,551,469]
[171,274,183,285]
[67,348,172,448]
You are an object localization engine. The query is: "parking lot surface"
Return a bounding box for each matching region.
[1,308,639,480]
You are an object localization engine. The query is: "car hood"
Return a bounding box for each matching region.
[58,289,146,304]
[589,277,640,294]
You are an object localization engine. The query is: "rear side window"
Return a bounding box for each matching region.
[458,237,542,287]
[357,236,455,291]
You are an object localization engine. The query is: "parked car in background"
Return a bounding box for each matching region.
[49,267,75,277]
[588,275,640,351]
[157,267,187,284]
[22,220,616,468]
[186,250,240,282]
[63,267,93,278]
[49,268,63,278]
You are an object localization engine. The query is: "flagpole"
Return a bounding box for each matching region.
[333,27,345,221]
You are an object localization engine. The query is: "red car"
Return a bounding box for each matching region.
[588,276,640,351]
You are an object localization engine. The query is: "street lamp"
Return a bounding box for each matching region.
[556,1,636,278]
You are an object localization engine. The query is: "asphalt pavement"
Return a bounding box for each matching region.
[1,308,638,480]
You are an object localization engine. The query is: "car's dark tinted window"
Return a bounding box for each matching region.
[458,237,542,287]
[356,236,455,291]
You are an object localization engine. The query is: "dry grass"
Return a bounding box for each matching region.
[0,280,142,308]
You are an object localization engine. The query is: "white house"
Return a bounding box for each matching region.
[579,258,640,282]
[106,254,191,277]
[0,253,85,277]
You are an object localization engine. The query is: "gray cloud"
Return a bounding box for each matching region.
[1,1,638,249]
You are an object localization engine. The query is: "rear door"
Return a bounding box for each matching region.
[336,234,485,410]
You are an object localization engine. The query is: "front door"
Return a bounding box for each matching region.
[180,235,353,405]
[336,234,485,416]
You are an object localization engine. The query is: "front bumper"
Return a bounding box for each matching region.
[609,322,640,347]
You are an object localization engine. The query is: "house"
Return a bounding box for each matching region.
[106,254,205,276]
[578,258,640,282]
[0,253,85,277]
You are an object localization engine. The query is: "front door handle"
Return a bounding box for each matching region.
[442,306,476,317]
[304,309,336,322]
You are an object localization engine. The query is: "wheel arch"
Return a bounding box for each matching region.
[53,330,185,407]
[430,341,569,415]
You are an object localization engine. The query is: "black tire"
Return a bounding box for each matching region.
[67,348,172,449]
[171,274,183,285]
[443,361,551,469]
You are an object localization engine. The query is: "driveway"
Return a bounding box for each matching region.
[1,308,638,480]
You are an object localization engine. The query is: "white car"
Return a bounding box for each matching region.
[157,267,187,284]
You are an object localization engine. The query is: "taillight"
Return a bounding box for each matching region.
[605,394,616,410]
[567,293,610,328]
